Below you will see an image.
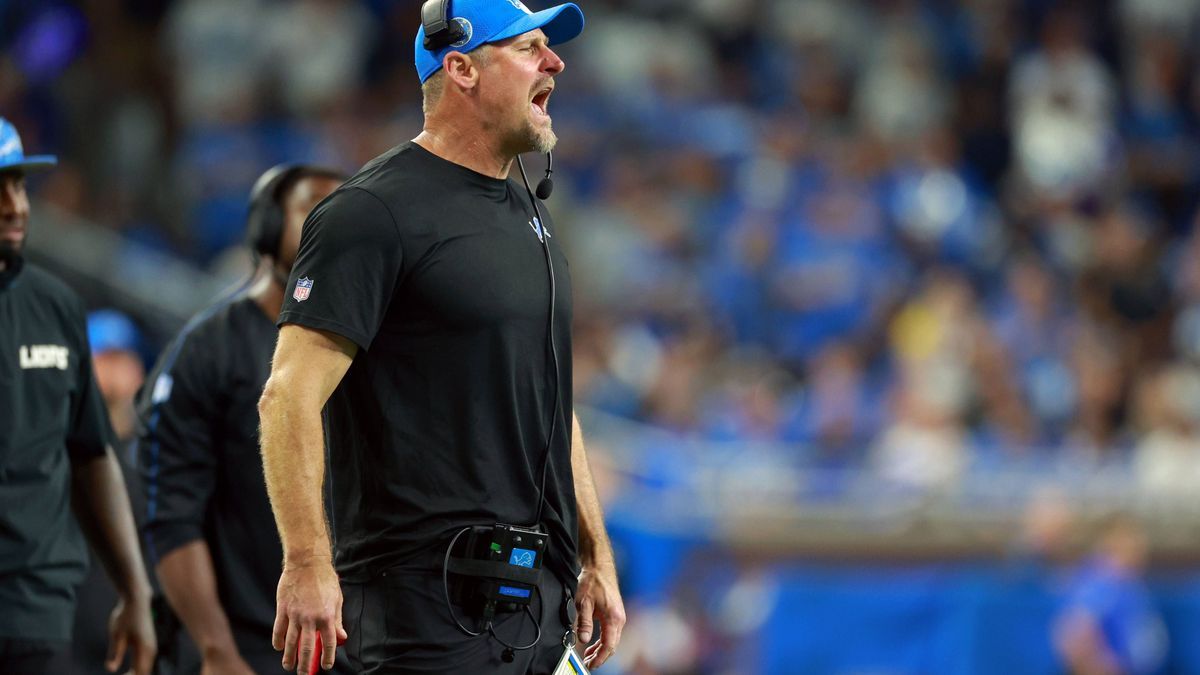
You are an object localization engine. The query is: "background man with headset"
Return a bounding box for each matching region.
[137,164,344,674]
[257,0,625,673]
[0,117,157,674]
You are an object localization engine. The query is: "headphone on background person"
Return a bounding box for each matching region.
[245,163,345,261]
[420,0,556,199]
[245,163,308,261]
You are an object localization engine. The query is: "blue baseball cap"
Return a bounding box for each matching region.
[415,0,585,84]
[0,118,57,172]
[87,309,141,355]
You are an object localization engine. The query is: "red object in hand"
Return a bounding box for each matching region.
[309,632,348,675]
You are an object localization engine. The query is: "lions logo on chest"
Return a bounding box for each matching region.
[19,344,69,370]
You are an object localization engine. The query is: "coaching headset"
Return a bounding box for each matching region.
[246,163,324,262]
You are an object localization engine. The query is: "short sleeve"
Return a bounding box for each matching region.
[277,187,403,351]
[137,334,219,561]
[66,302,113,461]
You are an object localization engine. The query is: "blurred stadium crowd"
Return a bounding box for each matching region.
[9,0,1200,673]
[7,0,1200,495]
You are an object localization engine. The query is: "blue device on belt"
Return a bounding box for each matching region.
[446,523,546,615]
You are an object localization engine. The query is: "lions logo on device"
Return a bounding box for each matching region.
[509,548,536,568]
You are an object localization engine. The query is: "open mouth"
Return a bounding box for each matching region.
[531,86,553,119]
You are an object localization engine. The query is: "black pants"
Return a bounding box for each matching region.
[343,570,572,674]
[0,638,67,675]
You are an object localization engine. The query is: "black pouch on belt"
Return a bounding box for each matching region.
[447,523,547,617]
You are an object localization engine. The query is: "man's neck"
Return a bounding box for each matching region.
[250,264,288,321]
[0,251,23,290]
[413,125,514,179]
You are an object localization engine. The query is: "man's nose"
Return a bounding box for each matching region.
[543,47,564,75]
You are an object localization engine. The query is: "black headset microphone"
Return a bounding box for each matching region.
[535,152,554,199]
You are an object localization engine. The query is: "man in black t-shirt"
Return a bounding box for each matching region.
[0,118,157,674]
[137,165,344,674]
[258,1,625,673]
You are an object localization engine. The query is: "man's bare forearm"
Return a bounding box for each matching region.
[258,325,356,565]
[259,376,332,563]
[571,412,615,568]
[157,541,239,657]
[70,448,153,600]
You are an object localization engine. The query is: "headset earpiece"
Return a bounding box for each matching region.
[245,164,303,261]
[422,0,466,51]
[246,163,345,262]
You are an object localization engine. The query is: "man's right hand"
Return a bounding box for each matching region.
[200,647,256,675]
[273,557,346,673]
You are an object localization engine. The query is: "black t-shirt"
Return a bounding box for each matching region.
[0,261,111,641]
[278,142,578,585]
[136,297,283,634]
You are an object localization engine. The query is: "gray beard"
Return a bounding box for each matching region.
[518,118,557,155]
[532,126,557,154]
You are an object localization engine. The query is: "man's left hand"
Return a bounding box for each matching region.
[574,562,625,669]
[106,593,157,675]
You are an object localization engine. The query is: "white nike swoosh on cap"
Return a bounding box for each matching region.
[0,137,20,157]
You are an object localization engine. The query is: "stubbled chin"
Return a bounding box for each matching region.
[534,130,557,154]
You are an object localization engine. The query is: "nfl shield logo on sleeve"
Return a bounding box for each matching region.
[293,277,314,302]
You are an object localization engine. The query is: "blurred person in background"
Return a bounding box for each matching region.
[986,253,1085,456]
[872,272,979,487]
[1131,363,1200,499]
[1061,328,1129,471]
[137,164,344,675]
[0,118,156,673]
[1080,207,1173,351]
[88,309,147,444]
[870,364,970,489]
[1009,6,1117,202]
[1008,487,1077,577]
[72,309,150,675]
[257,1,626,672]
[1054,515,1167,675]
[779,340,883,468]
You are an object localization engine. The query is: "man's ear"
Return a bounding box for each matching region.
[444,51,480,91]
